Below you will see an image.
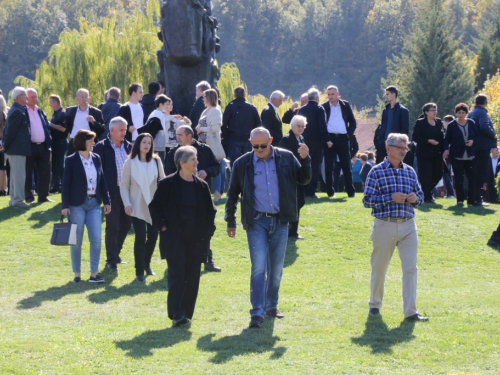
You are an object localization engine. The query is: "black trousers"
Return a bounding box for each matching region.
[166,243,202,320]
[376,146,387,164]
[25,143,51,202]
[67,139,76,156]
[324,134,354,196]
[305,141,323,196]
[288,185,305,236]
[105,194,131,265]
[131,217,158,275]
[475,149,490,202]
[451,159,476,204]
[417,154,443,201]
[51,139,68,191]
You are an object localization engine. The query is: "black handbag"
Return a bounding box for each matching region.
[50,215,77,246]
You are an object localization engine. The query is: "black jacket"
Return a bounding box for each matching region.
[412,116,445,157]
[282,107,300,124]
[297,101,329,145]
[116,103,147,143]
[261,103,283,145]
[140,94,156,120]
[149,172,216,262]
[279,130,306,209]
[322,99,357,137]
[443,119,479,159]
[65,105,105,137]
[93,137,133,198]
[26,106,52,150]
[164,140,220,180]
[188,96,206,139]
[374,102,410,148]
[3,103,32,156]
[225,147,311,230]
[221,97,261,145]
[61,152,110,209]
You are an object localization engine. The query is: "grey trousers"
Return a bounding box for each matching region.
[6,154,26,205]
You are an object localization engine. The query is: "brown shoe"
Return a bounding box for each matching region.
[266,309,284,319]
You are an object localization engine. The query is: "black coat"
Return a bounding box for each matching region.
[26,106,52,150]
[3,102,32,156]
[188,96,206,138]
[297,101,329,145]
[322,99,357,137]
[374,102,410,149]
[164,140,220,181]
[221,97,261,145]
[282,107,300,124]
[261,103,283,145]
[140,94,156,120]
[279,130,306,209]
[116,103,148,143]
[443,119,479,159]
[149,172,216,262]
[412,116,444,157]
[65,105,105,137]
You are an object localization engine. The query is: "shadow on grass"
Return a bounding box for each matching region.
[27,204,61,228]
[305,196,347,205]
[115,326,192,357]
[284,239,298,267]
[197,318,286,363]
[444,205,496,216]
[0,204,31,220]
[416,202,444,212]
[351,315,415,354]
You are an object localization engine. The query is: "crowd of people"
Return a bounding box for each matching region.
[1,82,499,328]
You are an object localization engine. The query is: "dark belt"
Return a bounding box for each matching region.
[329,133,348,137]
[87,195,96,199]
[256,211,279,217]
[377,217,412,223]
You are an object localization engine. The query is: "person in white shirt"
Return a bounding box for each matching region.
[117,83,146,143]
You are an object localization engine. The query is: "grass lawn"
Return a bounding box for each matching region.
[1,193,500,374]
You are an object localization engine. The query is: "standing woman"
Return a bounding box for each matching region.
[149,146,216,326]
[0,95,7,196]
[120,133,165,282]
[196,88,226,202]
[412,103,444,203]
[62,129,111,283]
[279,115,307,239]
[443,103,479,206]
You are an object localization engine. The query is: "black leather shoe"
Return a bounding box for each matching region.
[266,309,284,319]
[369,308,380,316]
[146,268,156,276]
[348,192,355,198]
[172,316,189,327]
[405,313,429,322]
[249,316,264,328]
[204,263,221,272]
[107,263,118,271]
[118,258,127,264]
[288,234,305,240]
[136,275,145,282]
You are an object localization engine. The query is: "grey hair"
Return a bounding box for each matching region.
[196,81,211,92]
[386,133,409,146]
[290,115,307,129]
[269,90,285,102]
[76,88,90,97]
[11,86,26,101]
[250,127,271,140]
[0,95,7,113]
[26,88,37,95]
[109,116,128,129]
[174,145,197,171]
[326,85,339,92]
[307,88,320,101]
[177,125,194,137]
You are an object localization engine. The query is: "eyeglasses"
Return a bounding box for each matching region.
[389,145,409,152]
[252,144,269,150]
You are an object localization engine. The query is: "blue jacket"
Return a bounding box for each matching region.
[443,119,479,159]
[62,152,110,209]
[468,106,497,150]
[3,102,32,156]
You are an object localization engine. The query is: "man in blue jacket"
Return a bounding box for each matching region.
[468,94,498,206]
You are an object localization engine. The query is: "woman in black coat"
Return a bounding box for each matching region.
[412,102,445,203]
[279,115,308,239]
[149,145,217,326]
[443,103,479,206]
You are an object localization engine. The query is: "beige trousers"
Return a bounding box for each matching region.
[6,154,26,206]
[369,218,418,318]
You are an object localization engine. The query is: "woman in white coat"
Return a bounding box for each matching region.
[196,89,226,202]
[120,133,165,282]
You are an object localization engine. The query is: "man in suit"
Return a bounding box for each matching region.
[2,87,31,208]
[261,90,284,146]
[322,85,356,198]
[98,87,121,140]
[188,81,211,139]
[297,88,329,198]
[93,117,133,271]
[65,88,105,155]
[282,93,308,124]
[117,83,146,143]
[48,95,68,194]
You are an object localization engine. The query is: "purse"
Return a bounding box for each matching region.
[50,215,77,246]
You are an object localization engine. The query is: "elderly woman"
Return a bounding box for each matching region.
[120,133,165,282]
[279,115,307,239]
[149,145,216,326]
[62,130,111,283]
[443,103,479,206]
[412,102,444,203]
[196,88,226,202]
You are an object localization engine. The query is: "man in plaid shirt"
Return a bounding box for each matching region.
[363,133,428,322]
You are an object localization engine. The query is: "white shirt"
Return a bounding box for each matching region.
[327,101,347,134]
[71,106,90,138]
[128,102,144,141]
[491,156,499,176]
[79,153,97,195]
[148,109,167,151]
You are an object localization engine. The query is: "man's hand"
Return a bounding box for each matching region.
[392,192,407,203]
[428,139,439,146]
[128,126,136,133]
[298,143,309,159]
[227,228,236,237]
[442,150,449,159]
[161,226,167,232]
[327,141,333,148]
[104,205,111,214]
[466,140,473,147]
[406,192,418,204]
[291,102,299,110]
[197,170,207,180]
[86,115,96,124]
[125,206,133,216]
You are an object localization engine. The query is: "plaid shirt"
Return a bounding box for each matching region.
[111,141,128,186]
[362,159,423,218]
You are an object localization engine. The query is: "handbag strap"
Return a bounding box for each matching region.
[60,215,71,223]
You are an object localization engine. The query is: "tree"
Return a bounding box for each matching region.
[475,41,493,90]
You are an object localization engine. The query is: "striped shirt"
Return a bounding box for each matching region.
[362,159,423,218]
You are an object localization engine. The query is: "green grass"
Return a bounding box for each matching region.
[1,193,500,374]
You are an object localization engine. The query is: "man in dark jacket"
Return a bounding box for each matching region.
[93,116,133,271]
[322,85,357,198]
[98,87,121,139]
[469,94,498,205]
[221,86,261,166]
[282,93,308,124]
[374,86,410,163]
[140,82,161,120]
[117,83,146,143]
[188,81,211,139]
[2,87,31,208]
[261,90,284,145]
[48,95,68,194]
[225,127,311,328]
[297,88,329,198]
[165,125,221,272]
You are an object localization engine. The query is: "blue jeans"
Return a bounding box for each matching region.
[213,158,227,193]
[443,159,454,197]
[228,141,252,167]
[69,197,102,273]
[246,214,289,318]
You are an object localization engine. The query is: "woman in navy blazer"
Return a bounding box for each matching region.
[62,130,111,283]
[443,103,479,205]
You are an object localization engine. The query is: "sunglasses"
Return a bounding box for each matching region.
[252,144,269,150]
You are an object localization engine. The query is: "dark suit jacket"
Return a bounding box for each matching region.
[3,102,32,156]
[297,101,329,145]
[189,96,206,139]
[321,99,357,137]
[116,103,147,143]
[61,152,110,209]
[279,130,306,208]
[261,103,283,145]
[443,119,478,159]
[65,105,105,137]
[93,137,133,198]
[26,106,52,150]
[374,102,410,149]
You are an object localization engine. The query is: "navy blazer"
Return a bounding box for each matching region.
[62,152,110,209]
[297,101,329,145]
[261,103,283,145]
[443,119,479,159]
[26,106,52,150]
[321,99,357,137]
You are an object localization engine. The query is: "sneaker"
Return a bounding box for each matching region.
[73,277,81,283]
[249,316,264,328]
[446,195,455,199]
[89,274,105,283]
